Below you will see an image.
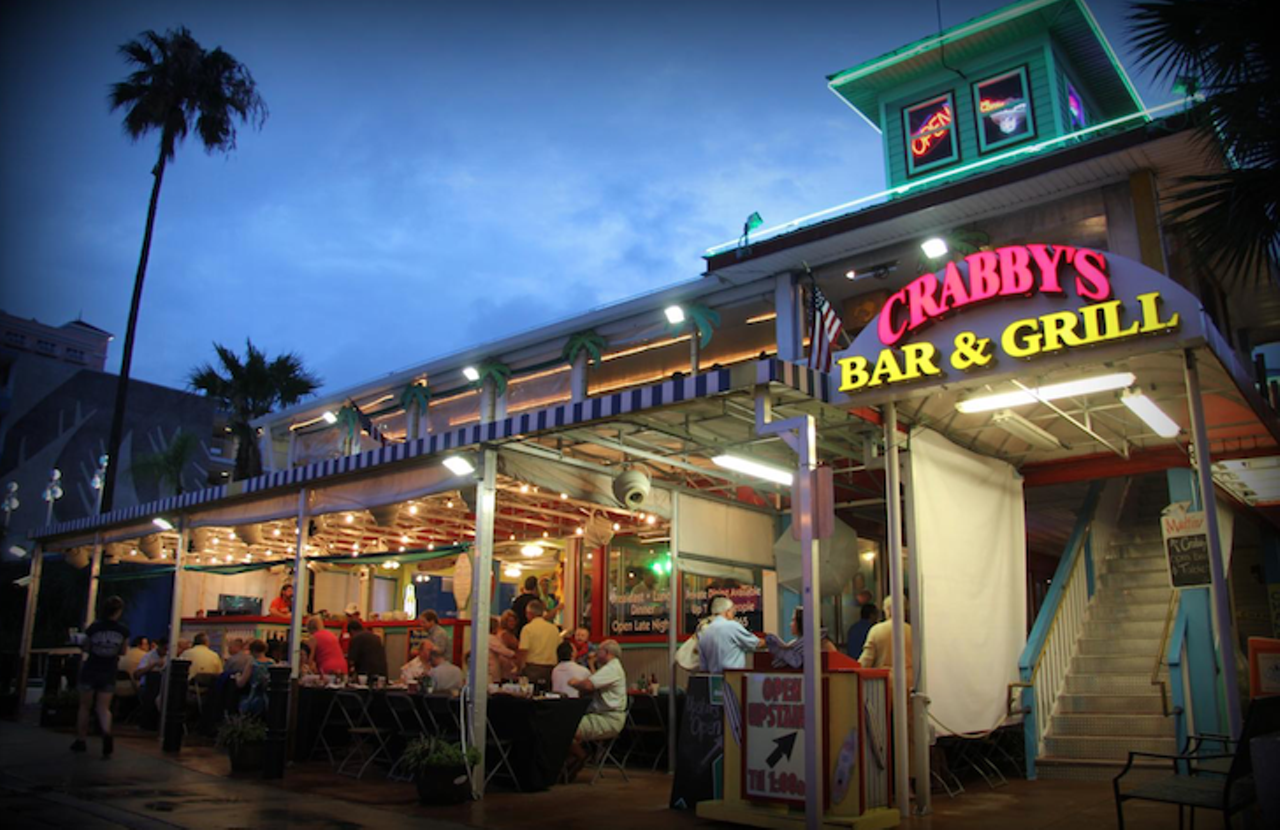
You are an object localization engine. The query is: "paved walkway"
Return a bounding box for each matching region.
[0,721,469,830]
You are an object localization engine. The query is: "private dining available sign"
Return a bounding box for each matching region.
[836,245,1195,395]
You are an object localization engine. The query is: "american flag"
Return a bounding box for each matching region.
[808,282,845,373]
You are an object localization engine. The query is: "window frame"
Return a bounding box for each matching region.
[971,65,1037,154]
[902,91,960,177]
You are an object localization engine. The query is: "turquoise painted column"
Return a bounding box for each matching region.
[1166,469,1223,741]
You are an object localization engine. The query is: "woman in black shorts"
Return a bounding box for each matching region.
[72,595,129,758]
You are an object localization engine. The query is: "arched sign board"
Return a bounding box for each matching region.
[831,246,1206,406]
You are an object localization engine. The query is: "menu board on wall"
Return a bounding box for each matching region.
[1160,503,1213,589]
[609,588,671,636]
[684,581,764,633]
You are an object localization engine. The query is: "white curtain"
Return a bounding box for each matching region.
[909,427,1026,735]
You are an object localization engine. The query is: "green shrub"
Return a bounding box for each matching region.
[400,736,480,773]
[215,713,267,751]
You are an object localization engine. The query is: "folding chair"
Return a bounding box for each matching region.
[621,693,668,771]
[385,692,429,781]
[459,687,520,792]
[333,691,392,778]
[589,697,631,785]
[421,692,463,740]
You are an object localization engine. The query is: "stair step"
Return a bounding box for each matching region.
[1043,734,1176,761]
[1035,756,1168,781]
[1094,586,1173,605]
[1049,713,1175,738]
[1076,637,1162,656]
[1101,556,1167,574]
[1065,673,1158,694]
[1071,654,1162,674]
[1056,693,1166,714]
[1098,570,1169,590]
[1088,603,1168,622]
[1083,619,1165,638]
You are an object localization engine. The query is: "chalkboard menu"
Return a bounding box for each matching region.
[1160,505,1212,589]
[670,675,723,810]
[1165,534,1211,588]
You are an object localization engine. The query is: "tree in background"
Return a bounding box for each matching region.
[1129,0,1278,290]
[130,429,201,497]
[188,341,321,480]
[101,27,267,510]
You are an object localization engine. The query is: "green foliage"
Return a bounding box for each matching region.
[400,736,481,772]
[130,429,200,496]
[216,713,267,750]
[475,360,513,397]
[1128,0,1278,289]
[562,329,607,367]
[189,340,321,480]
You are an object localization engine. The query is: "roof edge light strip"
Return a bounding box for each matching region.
[704,99,1189,258]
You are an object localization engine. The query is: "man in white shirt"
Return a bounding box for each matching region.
[182,633,224,677]
[696,596,760,674]
[565,639,627,780]
[428,652,465,695]
[134,638,169,680]
[551,641,590,698]
[400,642,432,685]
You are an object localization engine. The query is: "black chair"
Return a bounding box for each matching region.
[621,692,668,771]
[333,691,391,778]
[588,696,631,785]
[1114,695,1280,829]
[385,692,429,781]
[460,687,520,792]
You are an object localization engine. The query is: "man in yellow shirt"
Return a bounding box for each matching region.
[517,600,559,686]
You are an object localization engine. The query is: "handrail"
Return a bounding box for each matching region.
[1017,479,1104,780]
[1152,592,1180,717]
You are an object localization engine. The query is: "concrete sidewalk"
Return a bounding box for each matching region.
[0,720,470,830]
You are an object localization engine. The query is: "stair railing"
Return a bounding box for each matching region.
[1152,592,1180,717]
[1012,480,1103,779]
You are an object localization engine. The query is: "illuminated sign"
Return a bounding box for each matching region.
[835,246,1194,395]
[973,67,1034,152]
[1066,81,1087,131]
[904,93,957,175]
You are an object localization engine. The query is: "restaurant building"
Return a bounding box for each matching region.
[21,0,1279,824]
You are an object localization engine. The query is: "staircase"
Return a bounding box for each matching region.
[1036,530,1178,779]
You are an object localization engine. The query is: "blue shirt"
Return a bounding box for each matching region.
[845,619,874,660]
[697,616,759,674]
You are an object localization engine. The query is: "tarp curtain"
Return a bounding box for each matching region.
[183,544,468,576]
[309,465,458,516]
[909,427,1026,736]
[187,492,299,529]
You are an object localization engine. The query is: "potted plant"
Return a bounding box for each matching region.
[401,736,479,804]
[216,713,267,774]
[40,689,81,728]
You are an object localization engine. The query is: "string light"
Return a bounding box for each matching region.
[409,505,419,515]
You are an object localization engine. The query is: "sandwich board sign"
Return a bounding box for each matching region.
[742,673,807,803]
[1160,503,1212,589]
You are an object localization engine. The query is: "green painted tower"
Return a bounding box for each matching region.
[828,0,1145,191]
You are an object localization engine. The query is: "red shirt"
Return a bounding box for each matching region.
[311,629,347,676]
[269,596,292,616]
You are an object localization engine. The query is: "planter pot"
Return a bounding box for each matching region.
[228,741,265,774]
[415,766,472,805]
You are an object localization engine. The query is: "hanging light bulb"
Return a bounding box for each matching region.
[409,505,419,515]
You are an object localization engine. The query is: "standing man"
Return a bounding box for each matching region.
[697,596,760,674]
[72,595,129,758]
[517,599,558,686]
[857,596,913,689]
[419,610,450,657]
[845,603,878,660]
[511,576,539,637]
[346,620,388,678]
[268,584,294,618]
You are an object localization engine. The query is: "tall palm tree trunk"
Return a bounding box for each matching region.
[101,147,168,513]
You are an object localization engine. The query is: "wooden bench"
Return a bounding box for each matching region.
[1113,695,1280,829]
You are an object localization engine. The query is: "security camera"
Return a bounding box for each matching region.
[612,469,651,509]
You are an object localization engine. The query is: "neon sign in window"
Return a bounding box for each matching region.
[903,92,958,176]
[973,67,1035,153]
[1066,81,1087,131]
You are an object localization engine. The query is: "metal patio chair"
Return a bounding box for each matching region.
[385,691,429,781]
[333,690,391,778]
[588,697,631,785]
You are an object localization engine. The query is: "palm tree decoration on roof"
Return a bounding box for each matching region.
[1129,0,1278,290]
[188,341,320,481]
[100,27,267,510]
[475,360,513,397]
[562,329,607,367]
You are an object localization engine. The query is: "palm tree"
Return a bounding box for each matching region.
[131,430,201,497]
[1129,0,1278,290]
[188,341,321,481]
[101,27,267,511]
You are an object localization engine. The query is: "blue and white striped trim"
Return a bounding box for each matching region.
[36,359,827,540]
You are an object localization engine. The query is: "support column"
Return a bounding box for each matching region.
[884,402,910,819]
[902,458,930,816]
[84,533,104,629]
[289,489,311,678]
[15,543,45,714]
[160,518,189,743]
[667,490,680,774]
[795,415,822,830]
[774,272,803,363]
[570,353,589,402]
[263,665,291,778]
[468,447,497,798]
[1183,351,1243,738]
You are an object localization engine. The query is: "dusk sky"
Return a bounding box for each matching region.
[1,0,1169,399]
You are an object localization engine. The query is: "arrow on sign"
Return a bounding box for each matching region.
[767,732,798,768]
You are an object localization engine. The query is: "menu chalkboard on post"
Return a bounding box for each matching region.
[1160,504,1213,589]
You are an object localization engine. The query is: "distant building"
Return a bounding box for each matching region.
[0,311,233,559]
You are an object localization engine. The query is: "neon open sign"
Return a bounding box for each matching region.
[911,105,952,158]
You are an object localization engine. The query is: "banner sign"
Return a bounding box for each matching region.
[610,588,671,635]
[743,673,807,803]
[1160,503,1213,589]
[834,246,1204,400]
[684,582,763,634]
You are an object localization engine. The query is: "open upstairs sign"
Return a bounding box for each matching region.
[836,245,1196,395]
